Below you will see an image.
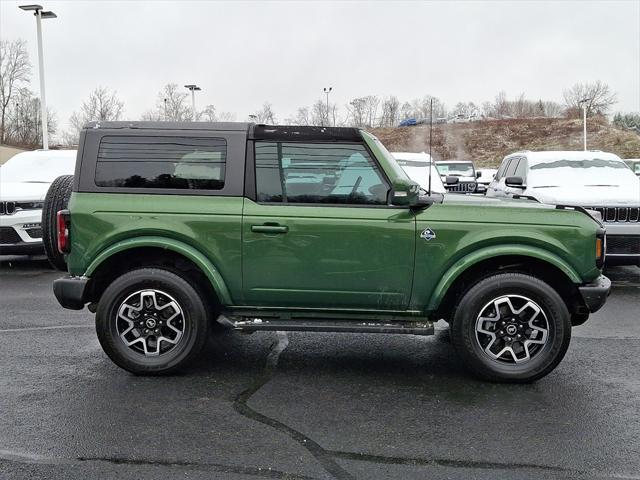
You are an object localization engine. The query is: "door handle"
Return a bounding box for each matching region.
[251,224,289,234]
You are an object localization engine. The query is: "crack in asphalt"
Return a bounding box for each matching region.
[0,450,318,480]
[327,450,640,479]
[233,331,355,480]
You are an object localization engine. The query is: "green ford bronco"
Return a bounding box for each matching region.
[50,122,610,382]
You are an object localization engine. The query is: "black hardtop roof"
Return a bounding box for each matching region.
[250,125,362,142]
[83,121,363,142]
[83,121,250,131]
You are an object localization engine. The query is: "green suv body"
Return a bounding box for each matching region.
[53,122,610,381]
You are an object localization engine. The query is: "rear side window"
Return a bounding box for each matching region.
[255,142,388,205]
[505,158,521,177]
[95,136,226,190]
[514,158,527,179]
[496,158,511,179]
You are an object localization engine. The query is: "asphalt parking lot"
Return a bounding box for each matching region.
[0,257,639,480]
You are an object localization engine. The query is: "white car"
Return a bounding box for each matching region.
[475,168,498,194]
[391,152,446,193]
[487,150,640,266]
[0,149,77,255]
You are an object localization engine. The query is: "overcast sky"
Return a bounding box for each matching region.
[2,0,639,137]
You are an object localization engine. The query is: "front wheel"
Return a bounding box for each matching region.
[451,273,571,383]
[96,268,209,375]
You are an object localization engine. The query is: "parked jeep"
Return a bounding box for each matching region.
[51,122,610,382]
[487,151,640,266]
[436,160,479,193]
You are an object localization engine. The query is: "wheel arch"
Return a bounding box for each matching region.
[84,236,233,307]
[429,247,585,323]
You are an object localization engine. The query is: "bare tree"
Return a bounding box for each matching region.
[4,87,56,147]
[379,96,400,127]
[563,81,617,117]
[297,106,311,126]
[253,102,276,124]
[346,97,367,127]
[199,104,217,122]
[216,110,236,122]
[65,87,124,144]
[0,39,31,144]
[154,83,191,121]
[310,100,326,126]
[541,100,564,118]
[492,91,510,118]
[399,102,412,121]
[346,96,379,127]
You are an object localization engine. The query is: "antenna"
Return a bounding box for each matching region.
[428,98,433,195]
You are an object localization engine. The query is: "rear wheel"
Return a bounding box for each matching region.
[96,268,209,375]
[42,175,74,270]
[451,273,571,383]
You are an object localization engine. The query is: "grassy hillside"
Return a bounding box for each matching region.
[369,118,640,168]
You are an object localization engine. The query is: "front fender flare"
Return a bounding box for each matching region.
[84,236,233,305]
[426,244,582,312]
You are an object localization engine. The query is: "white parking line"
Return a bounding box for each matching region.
[0,324,92,333]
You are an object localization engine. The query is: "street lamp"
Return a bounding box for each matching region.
[579,97,590,151]
[19,4,56,150]
[184,84,201,121]
[323,87,332,126]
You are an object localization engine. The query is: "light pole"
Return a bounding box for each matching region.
[19,4,56,150]
[184,84,201,121]
[579,97,590,151]
[323,87,332,126]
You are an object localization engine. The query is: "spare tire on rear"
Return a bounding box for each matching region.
[42,175,74,271]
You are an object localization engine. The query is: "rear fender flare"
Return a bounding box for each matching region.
[84,236,233,305]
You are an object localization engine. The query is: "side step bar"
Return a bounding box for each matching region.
[218,316,434,336]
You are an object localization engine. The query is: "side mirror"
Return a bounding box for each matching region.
[505,176,526,188]
[445,176,459,185]
[390,183,420,206]
[475,171,482,179]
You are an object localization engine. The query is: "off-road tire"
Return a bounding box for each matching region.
[96,268,209,375]
[451,273,571,383]
[42,175,74,270]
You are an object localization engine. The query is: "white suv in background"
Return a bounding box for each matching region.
[0,149,76,255]
[487,150,640,266]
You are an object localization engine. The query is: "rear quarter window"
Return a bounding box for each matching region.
[94,135,226,190]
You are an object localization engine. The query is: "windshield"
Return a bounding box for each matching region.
[0,152,77,183]
[360,131,412,183]
[529,158,637,187]
[530,159,628,170]
[394,162,445,193]
[437,162,474,177]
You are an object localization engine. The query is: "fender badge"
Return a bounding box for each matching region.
[420,228,436,241]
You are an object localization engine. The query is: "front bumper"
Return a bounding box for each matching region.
[0,209,44,255]
[578,275,611,313]
[53,275,89,310]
